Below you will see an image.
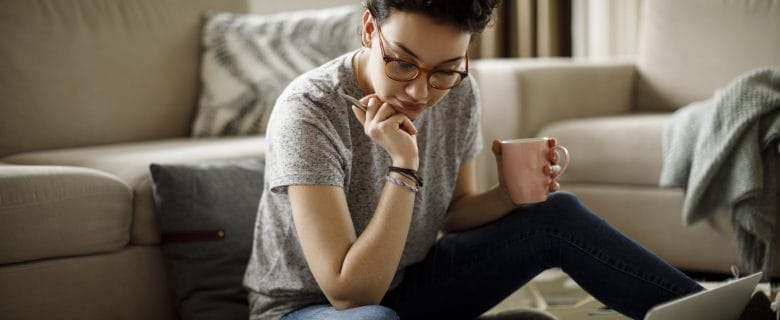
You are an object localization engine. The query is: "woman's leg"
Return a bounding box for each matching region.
[381,192,703,320]
[281,304,399,320]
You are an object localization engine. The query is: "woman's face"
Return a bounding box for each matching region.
[360,10,471,120]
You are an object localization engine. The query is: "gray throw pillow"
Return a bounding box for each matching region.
[191,5,362,137]
[149,159,265,320]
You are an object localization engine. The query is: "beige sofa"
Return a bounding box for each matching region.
[1,0,778,319]
[0,0,260,319]
[472,0,780,278]
[0,0,519,319]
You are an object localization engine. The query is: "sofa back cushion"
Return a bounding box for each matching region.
[636,0,780,112]
[0,0,246,158]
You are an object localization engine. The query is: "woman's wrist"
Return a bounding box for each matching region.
[386,173,421,200]
[391,157,419,171]
[388,171,417,186]
[389,166,422,187]
[492,183,516,210]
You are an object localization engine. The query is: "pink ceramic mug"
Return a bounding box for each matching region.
[501,137,571,204]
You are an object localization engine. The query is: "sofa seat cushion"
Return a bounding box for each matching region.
[0,165,131,265]
[537,113,668,186]
[1,136,266,245]
[0,245,175,320]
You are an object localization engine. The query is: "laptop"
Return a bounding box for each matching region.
[644,272,762,320]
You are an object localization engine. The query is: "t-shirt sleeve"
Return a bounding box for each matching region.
[460,76,484,163]
[265,93,347,194]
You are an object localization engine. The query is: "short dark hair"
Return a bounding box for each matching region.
[364,0,501,35]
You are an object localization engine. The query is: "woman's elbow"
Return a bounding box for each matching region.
[324,284,383,311]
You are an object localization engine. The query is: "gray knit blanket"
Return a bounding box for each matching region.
[660,67,780,276]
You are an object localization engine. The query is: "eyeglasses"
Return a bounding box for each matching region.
[376,26,469,90]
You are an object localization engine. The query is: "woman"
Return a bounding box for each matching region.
[243,1,704,319]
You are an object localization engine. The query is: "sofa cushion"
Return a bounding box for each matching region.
[150,159,264,320]
[562,183,743,274]
[0,165,131,265]
[636,0,780,111]
[0,0,247,158]
[0,245,175,320]
[1,136,266,245]
[190,5,362,137]
[537,113,668,186]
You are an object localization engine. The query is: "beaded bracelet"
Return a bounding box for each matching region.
[385,175,422,200]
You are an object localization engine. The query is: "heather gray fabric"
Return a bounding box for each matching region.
[244,51,483,319]
[660,67,780,276]
[150,159,265,320]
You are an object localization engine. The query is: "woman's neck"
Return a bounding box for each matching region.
[353,48,373,94]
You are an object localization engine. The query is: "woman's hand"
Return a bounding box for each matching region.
[542,138,563,192]
[491,138,563,205]
[351,95,419,169]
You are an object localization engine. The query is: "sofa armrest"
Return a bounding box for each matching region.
[471,58,637,138]
[470,58,637,191]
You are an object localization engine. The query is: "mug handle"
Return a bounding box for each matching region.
[551,145,571,180]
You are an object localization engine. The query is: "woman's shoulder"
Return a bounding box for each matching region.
[446,75,478,103]
[268,51,359,135]
[434,75,479,118]
[277,51,356,108]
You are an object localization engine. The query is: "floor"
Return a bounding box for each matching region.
[483,268,630,320]
[483,268,778,320]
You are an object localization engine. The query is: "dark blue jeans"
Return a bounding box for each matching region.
[282,192,704,320]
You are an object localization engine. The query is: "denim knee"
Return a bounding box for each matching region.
[349,305,399,320]
[282,304,399,320]
[519,191,602,226]
[546,191,581,208]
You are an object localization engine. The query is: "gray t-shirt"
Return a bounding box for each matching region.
[244,50,483,319]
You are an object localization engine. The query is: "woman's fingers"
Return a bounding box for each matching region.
[544,164,562,192]
[547,138,560,163]
[548,148,560,163]
[378,113,416,135]
[543,164,562,177]
[353,95,417,141]
[361,97,398,126]
[548,180,560,192]
[363,96,381,122]
[492,139,502,157]
[398,114,417,135]
[351,105,366,123]
[372,101,399,123]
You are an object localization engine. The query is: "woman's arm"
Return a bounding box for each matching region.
[443,139,563,232]
[289,174,415,309]
[288,95,420,309]
[442,160,515,232]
